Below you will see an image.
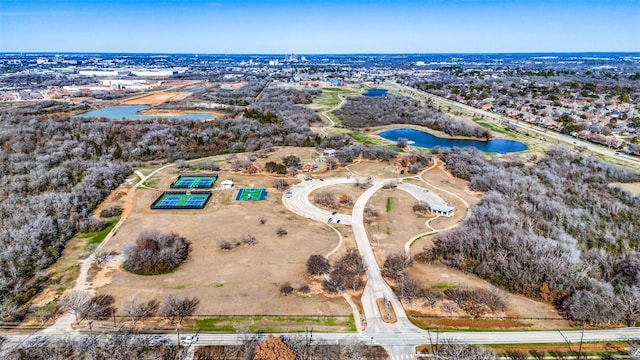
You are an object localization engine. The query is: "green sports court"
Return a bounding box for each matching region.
[235,188,268,201]
[151,191,212,209]
[170,174,218,189]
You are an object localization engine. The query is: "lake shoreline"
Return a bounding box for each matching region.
[377,127,528,154]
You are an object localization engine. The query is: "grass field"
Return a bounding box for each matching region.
[193,316,356,333]
[472,118,513,136]
[82,218,120,252]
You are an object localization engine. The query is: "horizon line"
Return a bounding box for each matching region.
[2,51,640,56]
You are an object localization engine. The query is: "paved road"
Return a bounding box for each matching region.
[283,177,447,358]
[282,177,357,225]
[5,328,640,353]
[12,158,638,358]
[390,82,640,168]
[280,176,640,358]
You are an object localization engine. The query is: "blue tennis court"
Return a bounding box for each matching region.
[151,191,212,210]
[171,174,218,189]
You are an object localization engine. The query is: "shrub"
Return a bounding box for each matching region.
[412,201,430,213]
[306,255,330,275]
[313,192,338,210]
[242,234,257,245]
[123,231,191,275]
[99,205,123,218]
[273,179,289,191]
[198,160,220,171]
[280,283,294,296]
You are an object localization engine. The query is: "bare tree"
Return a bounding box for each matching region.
[313,192,338,210]
[123,231,191,275]
[93,250,115,266]
[159,294,200,329]
[306,255,330,275]
[59,290,91,325]
[80,294,117,323]
[121,296,159,325]
[280,283,294,296]
[272,178,289,191]
[325,156,339,171]
[339,194,354,207]
[383,253,412,280]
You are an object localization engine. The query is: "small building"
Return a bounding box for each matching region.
[301,162,317,173]
[220,179,234,189]
[323,149,337,157]
[430,204,454,217]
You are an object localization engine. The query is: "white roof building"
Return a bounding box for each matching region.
[220,179,234,189]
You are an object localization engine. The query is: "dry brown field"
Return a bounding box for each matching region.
[94,167,351,317]
[610,182,640,196]
[122,91,189,105]
[41,147,570,331]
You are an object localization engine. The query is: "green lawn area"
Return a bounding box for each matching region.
[472,118,511,136]
[81,217,119,252]
[308,91,341,111]
[192,316,355,333]
[308,88,357,112]
[321,87,352,92]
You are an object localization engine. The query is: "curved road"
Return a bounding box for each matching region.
[284,177,451,358]
[282,176,640,359]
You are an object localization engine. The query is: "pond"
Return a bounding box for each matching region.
[378,128,528,154]
[362,88,389,97]
[74,105,215,121]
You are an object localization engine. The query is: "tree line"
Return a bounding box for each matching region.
[333,94,491,139]
[422,146,640,325]
[0,87,330,321]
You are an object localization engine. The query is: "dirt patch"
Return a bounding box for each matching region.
[96,166,351,317]
[366,189,427,266]
[377,298,397,323]
[610,182,640,197]
[345,159,403,179]
[122,92,189,105]
[309,183,368,215]
[220,82,248,91]
[401,262,569,330]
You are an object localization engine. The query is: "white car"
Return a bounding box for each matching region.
[180,335,199,344]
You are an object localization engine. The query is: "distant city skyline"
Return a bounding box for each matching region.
[1,0,639,54]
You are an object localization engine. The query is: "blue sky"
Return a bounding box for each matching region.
[1,0,638,53]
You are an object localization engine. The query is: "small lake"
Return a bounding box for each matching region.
[75,105,215,121]
[363,88,389,97]
[378,128,528,154]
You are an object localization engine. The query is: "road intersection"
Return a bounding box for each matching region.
[283,175,640,358]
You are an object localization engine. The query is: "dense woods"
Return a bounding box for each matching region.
[425,147,640,325]
[0,86,330,320]
[333,94,491,139]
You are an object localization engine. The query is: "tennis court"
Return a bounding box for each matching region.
[170,174,218,189]
[151,191,212,209]
[235,188,268,201]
